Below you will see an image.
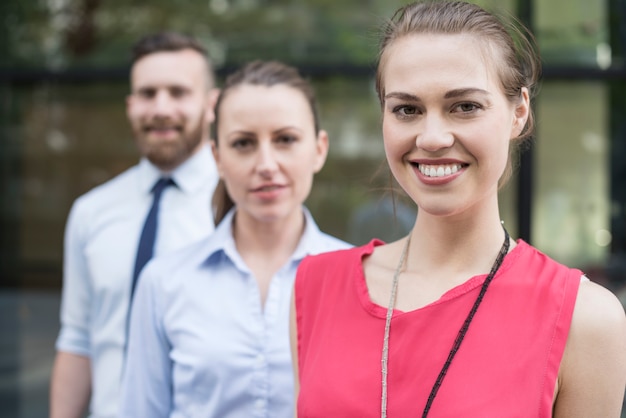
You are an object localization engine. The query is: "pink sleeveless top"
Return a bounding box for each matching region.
[295,240,581,418]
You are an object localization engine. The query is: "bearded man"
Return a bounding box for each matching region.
[50,31,219,418]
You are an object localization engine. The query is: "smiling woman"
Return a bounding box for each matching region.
[2,1,625,417]
[380,32,528,215]
[290,2,626,417]
[119,60,351,418]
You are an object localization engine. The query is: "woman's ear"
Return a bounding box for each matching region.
[512,87,530,139]
[313,130,330,173]
[205,88,221,125]
[210,139,223,178]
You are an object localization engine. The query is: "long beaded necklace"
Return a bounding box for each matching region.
[380,228,510,418]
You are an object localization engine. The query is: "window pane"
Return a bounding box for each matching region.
[535,0,609,67]
[533,82,610,275]
[17,83,134,286]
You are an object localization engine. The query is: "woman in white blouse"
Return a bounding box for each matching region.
[119,60,351,418]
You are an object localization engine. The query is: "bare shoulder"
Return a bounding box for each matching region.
[365,239,405,270]
[571,280,626,338]
[567,280,626,369]
[362,239,408,303]
[554,279,626,417]
[363,239,406,284]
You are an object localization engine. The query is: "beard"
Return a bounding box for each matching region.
[135,117,205,172]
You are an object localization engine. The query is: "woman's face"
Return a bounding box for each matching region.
[380,33,529,219]
[212,83,328,224]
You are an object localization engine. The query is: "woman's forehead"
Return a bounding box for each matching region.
[381,34,499,93]
[217,84,315,132]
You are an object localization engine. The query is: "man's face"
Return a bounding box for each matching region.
[126,49,215,172]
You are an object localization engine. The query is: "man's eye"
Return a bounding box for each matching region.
[170,88,188,98]
[137,89,156,99]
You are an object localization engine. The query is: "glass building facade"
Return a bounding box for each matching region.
[1,0,625,416]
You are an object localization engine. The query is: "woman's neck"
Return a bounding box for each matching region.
[408,207,511,277]
[233,209,305,258]
[231,208,306,307]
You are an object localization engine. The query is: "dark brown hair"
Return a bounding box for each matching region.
[130,31,214,89]
[211,60,321,225]
[376,0,541,187]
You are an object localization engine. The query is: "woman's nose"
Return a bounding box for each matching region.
[255,143,279,175]
[415,114,454,151]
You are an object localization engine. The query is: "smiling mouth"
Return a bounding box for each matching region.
[144,126,182,134]
[417,163,464,178]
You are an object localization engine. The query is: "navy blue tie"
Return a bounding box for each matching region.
[131,177,174,301]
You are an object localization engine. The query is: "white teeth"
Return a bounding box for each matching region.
[418,164,462,178]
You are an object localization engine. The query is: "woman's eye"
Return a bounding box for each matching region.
[232,138,254,149]
[453,102,481,113]
[276,135,297,145]
[392,105,417,117]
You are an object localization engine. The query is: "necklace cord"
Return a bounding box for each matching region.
[381,234,411,418]
[421,228,509,417]
[381,228,510,418]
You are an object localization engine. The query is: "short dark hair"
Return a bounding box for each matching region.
[131,31,208,63]
[130,31,214,86]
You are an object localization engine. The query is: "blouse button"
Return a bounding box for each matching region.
[256,353,265,365]
[255,398,266,409]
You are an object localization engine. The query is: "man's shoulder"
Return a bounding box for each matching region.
[140,235,215,290]
[73,164,140,209]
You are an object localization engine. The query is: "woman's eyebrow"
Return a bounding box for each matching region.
[384,88,490,102]
[444,87,490,99]
[384,92,420,101]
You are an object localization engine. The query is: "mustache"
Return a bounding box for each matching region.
[142,122,183,132]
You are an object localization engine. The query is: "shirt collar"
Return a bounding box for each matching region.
[203,209,238,263]
[199,206,328,267]
[137,143,217,195]
[291,207,328,261]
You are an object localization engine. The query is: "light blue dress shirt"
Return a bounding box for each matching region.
[55,145,218,418]
[119,208,351,418]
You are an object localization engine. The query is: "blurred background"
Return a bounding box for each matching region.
[1,0,625,416]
